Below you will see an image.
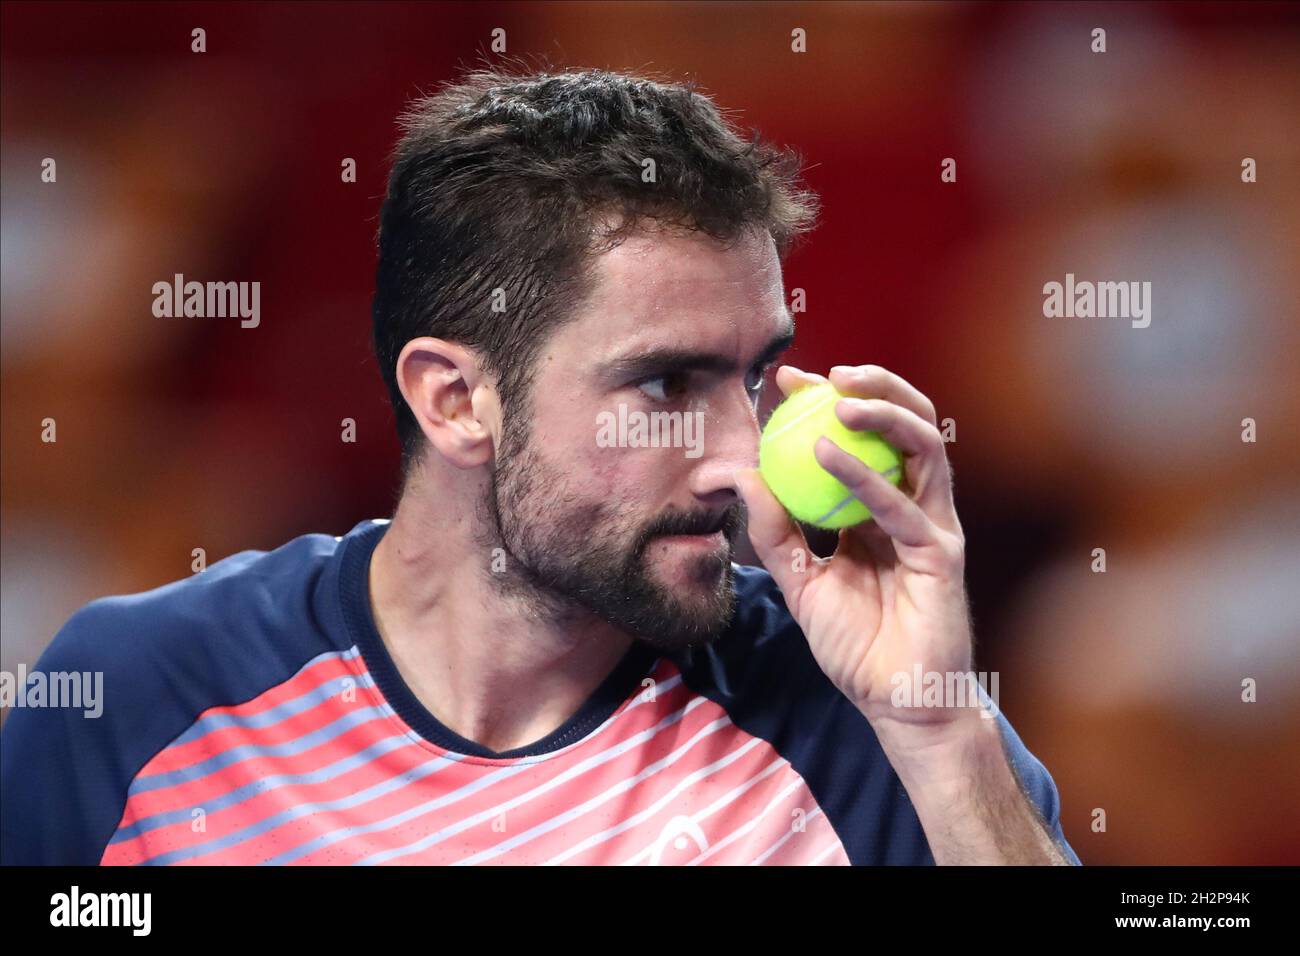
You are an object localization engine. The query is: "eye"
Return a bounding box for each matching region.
[745,361,774,396]
[636,371,690,403]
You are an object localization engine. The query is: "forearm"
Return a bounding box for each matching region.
[872,709,1071,865]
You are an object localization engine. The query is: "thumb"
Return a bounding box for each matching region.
[775,364,829,399]
[734,466,814,606]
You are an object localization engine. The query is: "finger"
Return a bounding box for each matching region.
[832,397,958,529]
[774,364,828,399]
[813,437,938,549]
[828,365,938,428]
[732,466,816,604]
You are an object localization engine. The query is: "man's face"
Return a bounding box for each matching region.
[486,225,793,653]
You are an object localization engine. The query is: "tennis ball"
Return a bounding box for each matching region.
[758,382,903,529]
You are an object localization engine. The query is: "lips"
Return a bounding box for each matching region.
[646,507,739,553]
[661,529,726,547]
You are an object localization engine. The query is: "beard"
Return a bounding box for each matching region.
[477,412,743,653]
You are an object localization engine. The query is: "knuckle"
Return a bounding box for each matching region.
[930,530,965,569]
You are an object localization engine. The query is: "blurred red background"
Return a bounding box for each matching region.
[3,1,1298,864]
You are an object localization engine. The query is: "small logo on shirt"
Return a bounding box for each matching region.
[649,816,710,865]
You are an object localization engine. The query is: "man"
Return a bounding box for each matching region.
[1,67,1079,865]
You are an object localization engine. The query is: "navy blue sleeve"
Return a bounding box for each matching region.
[993,709,1081,865]
[1,600,149,864]
[1,534,345,865]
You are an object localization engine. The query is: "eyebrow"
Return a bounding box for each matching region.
[601,311,796,382]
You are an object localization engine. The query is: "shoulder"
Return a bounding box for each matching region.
[680,563,830,699]
[675,562,836,699]
[722,563,806,657]
[0,526,357,864]
[40,527,346,682]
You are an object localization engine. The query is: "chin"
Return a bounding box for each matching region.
[649,547,729,590]
[657,551,736,611]
[643,579,738,652]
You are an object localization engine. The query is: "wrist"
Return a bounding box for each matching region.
[869,706,1006,802]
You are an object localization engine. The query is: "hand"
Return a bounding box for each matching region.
[734,364,976,738]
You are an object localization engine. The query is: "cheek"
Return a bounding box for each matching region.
[535,396,625,496]
[589,445,691,501]
[587,450,624,497]
[550,391,691,500]
[552,411,628,498]
[584,445,638,498]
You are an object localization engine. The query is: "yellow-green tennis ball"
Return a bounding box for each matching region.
[759,382,903,529]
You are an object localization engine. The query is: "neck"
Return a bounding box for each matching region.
[366,480,634,755]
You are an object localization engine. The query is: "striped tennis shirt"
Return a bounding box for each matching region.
[0,518,1079,865]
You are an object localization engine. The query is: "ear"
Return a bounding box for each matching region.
[395,337,499,469]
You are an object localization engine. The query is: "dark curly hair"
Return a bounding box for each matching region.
[372,64,820,480]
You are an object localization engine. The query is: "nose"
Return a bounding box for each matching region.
[685,382,762,504]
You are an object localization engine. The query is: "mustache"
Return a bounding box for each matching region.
[641,501,746,542]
